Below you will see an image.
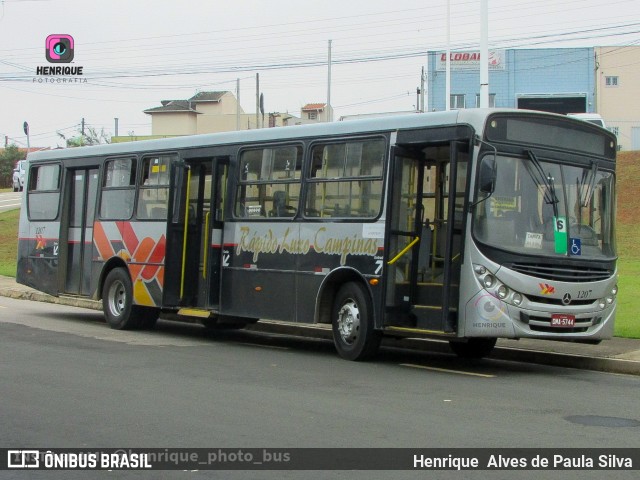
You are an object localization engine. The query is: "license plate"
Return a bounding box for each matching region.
[551,314,576,327]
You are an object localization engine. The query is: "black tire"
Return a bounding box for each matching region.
[449,338,497,359]
[331,282,381,361]
[102,268,140,330]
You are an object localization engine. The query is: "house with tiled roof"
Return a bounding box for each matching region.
[142,91,300,136]
[143,99,200,135]
[301,103,329,123]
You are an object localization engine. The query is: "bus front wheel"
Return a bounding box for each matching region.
[102,268,140,330]
[331,282,381,361]
[449,338,497,359]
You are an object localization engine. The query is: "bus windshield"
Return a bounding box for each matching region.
[472,154,616,259]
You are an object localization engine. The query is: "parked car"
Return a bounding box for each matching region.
[12,159,26,192]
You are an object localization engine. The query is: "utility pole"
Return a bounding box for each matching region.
[420,66,426,112]
[114,118,119,137]
[255,73,260,129]
[327,39,333,122]
[236,78,241,130]
[445,0,451,111]
[479,0,489,108]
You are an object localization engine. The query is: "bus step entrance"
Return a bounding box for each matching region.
[410,282,458,332]
[177,308,213,319]
[413,282,449,305]
[411,305,458,332]
[411,305,443,330]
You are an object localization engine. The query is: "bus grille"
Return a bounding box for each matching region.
[509,263,612,282]
[525,295,595,307]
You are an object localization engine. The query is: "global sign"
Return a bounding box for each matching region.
[436,50,505,71]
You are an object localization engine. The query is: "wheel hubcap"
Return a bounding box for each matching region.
[337,299,360,344]
[108,280,126,317]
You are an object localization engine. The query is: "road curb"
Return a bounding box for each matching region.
[489,346,640,376]
[0,287,101,311]
[1,286,638,376]
[247,320,640,376]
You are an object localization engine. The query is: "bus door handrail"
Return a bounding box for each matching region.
[202,211,210,280]
[387,236,420,265]
[179,166,192,300]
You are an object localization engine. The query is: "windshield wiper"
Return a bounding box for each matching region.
[580,161,599,207]
[525,149,559,218]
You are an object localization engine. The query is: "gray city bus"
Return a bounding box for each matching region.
[17,109,618,360]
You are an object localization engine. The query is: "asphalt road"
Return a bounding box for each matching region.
[1,297,639,480]
[0,191,22,213]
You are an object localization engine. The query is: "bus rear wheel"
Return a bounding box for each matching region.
[102,268,140,330]
[331,282,381,361]
[449,338,497,359]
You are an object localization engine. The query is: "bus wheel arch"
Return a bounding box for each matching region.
[317,269,381,361]
[316,268,369,325]
[97,259,160,330]
[96,257,129,301]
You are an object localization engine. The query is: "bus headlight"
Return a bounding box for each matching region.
[606,296,614,305]
[483,274,495,288]
[598,299,606,309]
[513,293,523,306]
[497,285,509,299]
[611,285,618,296]
[474,265,487,275]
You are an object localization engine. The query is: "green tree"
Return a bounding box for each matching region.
[58,125,111,147]
[0,144,24,188]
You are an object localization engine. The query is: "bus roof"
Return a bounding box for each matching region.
[25,108,573,163]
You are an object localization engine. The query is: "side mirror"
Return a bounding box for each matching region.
[478,156,497,194]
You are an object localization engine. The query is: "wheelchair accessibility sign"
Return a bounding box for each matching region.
[570,237,582,256]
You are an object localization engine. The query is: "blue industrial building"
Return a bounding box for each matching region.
[427,48,596,114]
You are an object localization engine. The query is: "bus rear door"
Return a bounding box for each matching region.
[62,167,99,296]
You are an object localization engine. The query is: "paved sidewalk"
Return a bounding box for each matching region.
[0,275,638,375]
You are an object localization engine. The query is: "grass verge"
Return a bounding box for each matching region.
[615,224,640,338]
[0,209,19,277]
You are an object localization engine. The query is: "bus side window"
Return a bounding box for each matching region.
[100,158,136,220]
[27,164,61,221]
[137,155,173,220]
[234,145,302,219]
[305,138,385,218]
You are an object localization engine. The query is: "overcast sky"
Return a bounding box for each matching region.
[1,0,639,148]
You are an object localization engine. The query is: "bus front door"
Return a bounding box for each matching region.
[386,142,468,333]
[164,158,228,310]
